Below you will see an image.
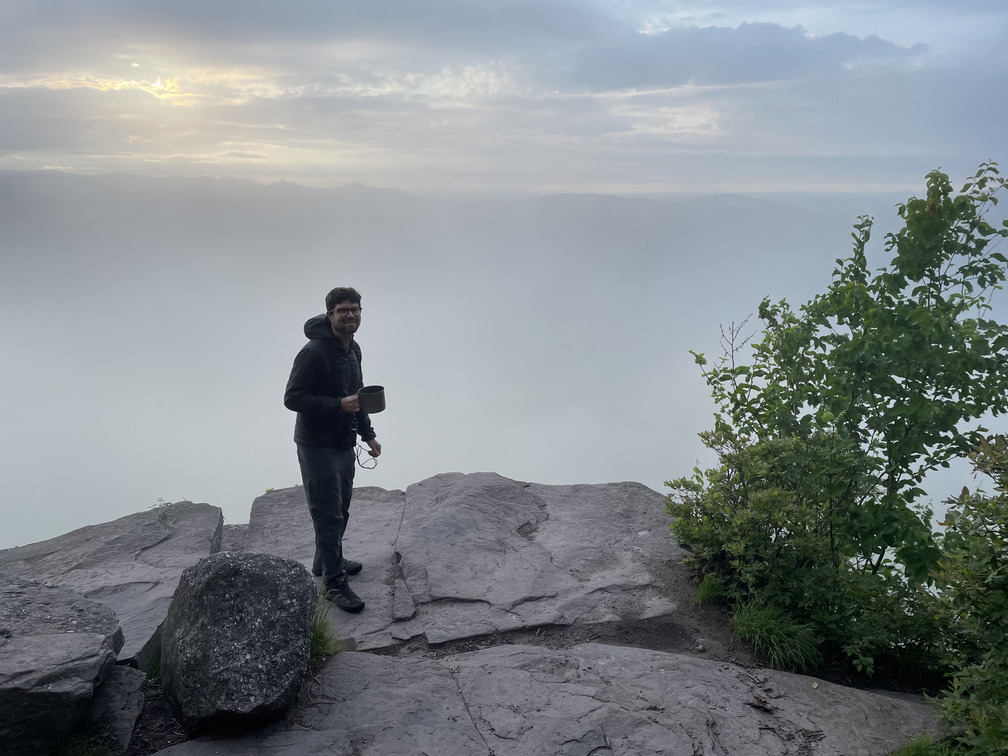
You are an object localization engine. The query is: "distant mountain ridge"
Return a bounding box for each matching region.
[0,168,899,218]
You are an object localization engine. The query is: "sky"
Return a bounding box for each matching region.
[1,1,1006,196]
[2,1,1008,550]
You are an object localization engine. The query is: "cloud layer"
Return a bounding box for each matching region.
[1,1,1005,194]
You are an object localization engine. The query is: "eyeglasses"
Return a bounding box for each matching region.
[330,306,362,317]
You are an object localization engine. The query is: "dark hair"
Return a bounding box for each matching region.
[325,287,362,311]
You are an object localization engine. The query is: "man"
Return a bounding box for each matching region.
[284,287,382,613]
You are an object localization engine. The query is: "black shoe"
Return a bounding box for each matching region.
[325,581,365,613]
[313,559,361,577]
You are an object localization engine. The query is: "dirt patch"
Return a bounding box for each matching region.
[124,679,188,756]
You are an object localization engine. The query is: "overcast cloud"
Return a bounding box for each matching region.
[1,1,1005,195]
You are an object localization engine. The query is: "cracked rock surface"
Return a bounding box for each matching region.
[247,472,681,651]
[1,473,946,754]
[154,644,941,756]
[159,472,942,755]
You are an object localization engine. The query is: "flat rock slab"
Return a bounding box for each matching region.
[0,577,123,756]
[153,643,942,756]
[0,501,223,665]
[244,483,409,647]
[246,473,680,650]
[0,574,123,653]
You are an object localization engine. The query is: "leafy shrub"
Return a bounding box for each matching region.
[667,163,1008,678]
[935,436,1008,753]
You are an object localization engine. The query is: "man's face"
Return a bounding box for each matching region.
[327,300,361,339]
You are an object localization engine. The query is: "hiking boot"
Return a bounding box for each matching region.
[313,558,362,577]
[325,580,365,613]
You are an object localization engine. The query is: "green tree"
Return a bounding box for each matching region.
[667,163,1008,676]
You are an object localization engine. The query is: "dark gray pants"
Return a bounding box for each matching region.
[296,444,356,586]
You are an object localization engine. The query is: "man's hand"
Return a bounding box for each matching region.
[366,438,382,458]
[340,394,361,412]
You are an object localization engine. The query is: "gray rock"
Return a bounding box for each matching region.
[220,524,248,553]
[160,552,317,735]
[0,573,123,652]
[398,475,680,642]
[150,644,944,756]
[0,576,121,756]
[0,501,224,667]
[2,474,946,754]
[248,474,681,651]
[80,665,147,754]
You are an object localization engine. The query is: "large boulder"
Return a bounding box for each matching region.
[0,575,122,756]
[0,501,223,669]
[160,552,317,735]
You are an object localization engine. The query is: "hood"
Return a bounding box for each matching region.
[303,314,336,340]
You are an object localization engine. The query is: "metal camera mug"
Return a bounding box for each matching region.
[357,385,386,413]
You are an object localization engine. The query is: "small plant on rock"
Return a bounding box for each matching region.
[729,601,822,672]
[55,734,116,756]
[310,590,342,668]
[146,647,161,680]
[694,572,730,606]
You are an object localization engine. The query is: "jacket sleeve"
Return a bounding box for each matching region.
[356,411,376,442]
[284,345,343,420]
[354,343,377,442]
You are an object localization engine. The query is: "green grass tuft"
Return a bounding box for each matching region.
[310,590,342,667]
[886,734,968,756]
[55,735,116,756]
[146,647,161,680]
[693,572,729,605]
[730,601,822,672]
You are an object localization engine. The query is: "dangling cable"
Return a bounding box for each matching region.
[355,443,378,469]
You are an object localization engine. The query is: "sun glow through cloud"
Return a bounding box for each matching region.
[4,72,191,102]
[0,1,1002,194]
